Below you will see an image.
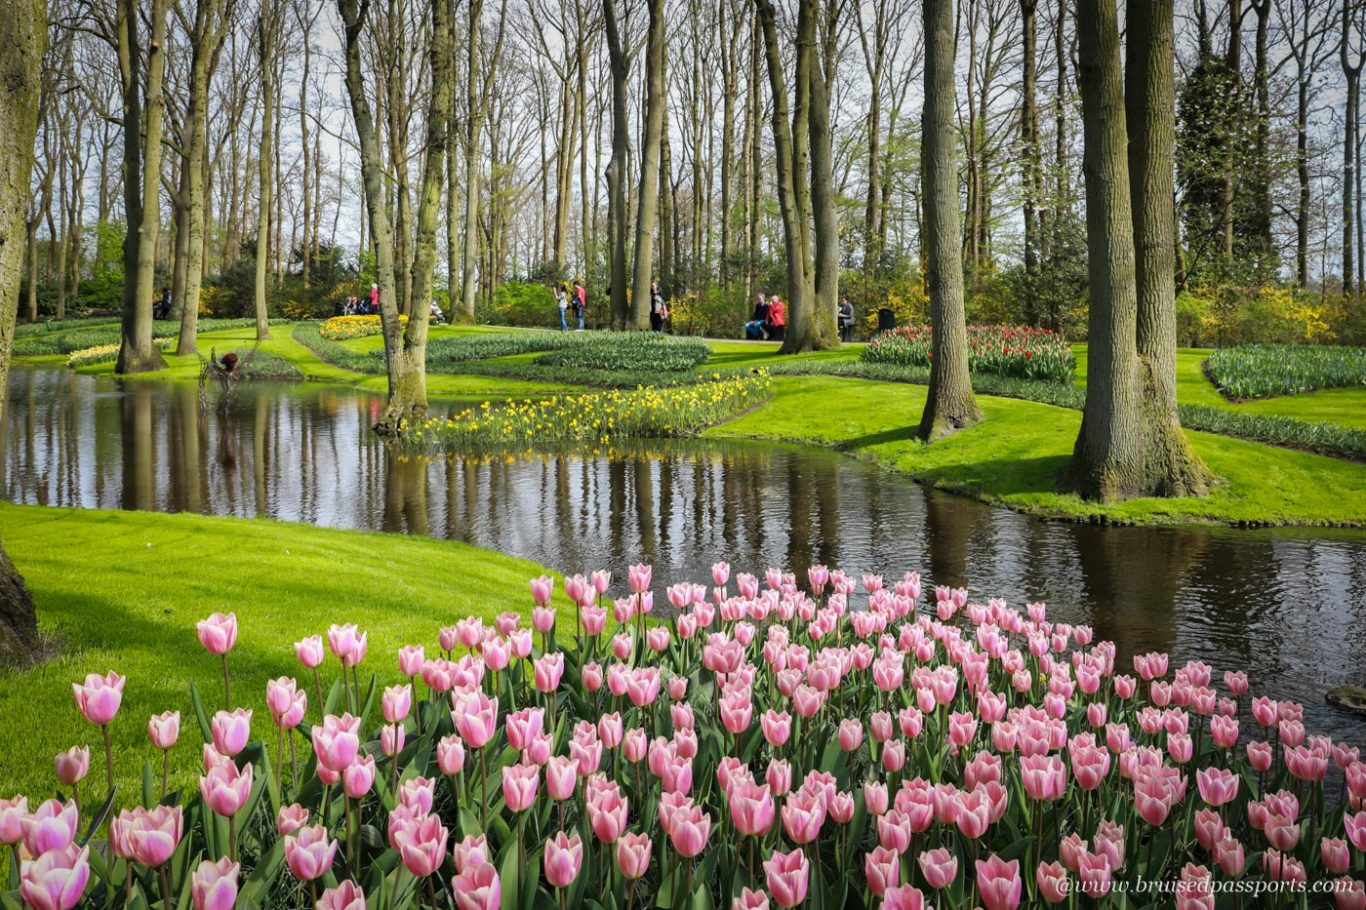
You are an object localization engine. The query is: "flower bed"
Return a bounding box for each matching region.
[319,315,408,341]
[532,333,711,373]
[863,325,1076,384]
[1206,344,1366,400]
[5,560,1364,910]
[66,338,175,369]
[410,372,772,450]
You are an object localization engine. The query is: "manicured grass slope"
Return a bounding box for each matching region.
[710,375,1366,526]
[0,504,552,798]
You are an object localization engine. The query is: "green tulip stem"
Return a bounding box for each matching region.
[102,723,114,799]
[228,814,237,862]
[221,654,232,709]
[160,864,174,910]
[426,873,439,909]
[312,668,325,723]
[160,748,170,801]
[480,748,489,831]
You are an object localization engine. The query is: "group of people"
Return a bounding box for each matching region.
[744,294,857,342]
[341,285,381,316]
[553,280,589,331]
[153,287,173,320]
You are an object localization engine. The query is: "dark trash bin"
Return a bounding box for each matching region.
[877,307,896,333]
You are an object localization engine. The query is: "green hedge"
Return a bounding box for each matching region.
[533,332,710,372]
[290,321,381,372]
[15,318,287,356]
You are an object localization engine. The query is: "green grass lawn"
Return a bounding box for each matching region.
[0,504,553,799]
[1073,345,1366,431]
[709,375,1366,526]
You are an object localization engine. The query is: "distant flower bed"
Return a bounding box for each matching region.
[1206,344,1366,400]
[533,332,711,373]
[425,332,570,367]
[411,372,771,450]
[320,314,407,341]
[863,324,1076,384]
[67,338,174,368]
[5,562,1365,910]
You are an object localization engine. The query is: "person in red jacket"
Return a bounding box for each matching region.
[766,295,786,340]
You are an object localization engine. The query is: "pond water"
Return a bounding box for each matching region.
[5,368,1366,743]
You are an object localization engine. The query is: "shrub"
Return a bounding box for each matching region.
[862,324,1076,383]
[425,332,570,368]
[533,332,710,372]
[291,322,381,373]
[489,280,559,328]
[1205,344,1366,399]
[667,287,752,338]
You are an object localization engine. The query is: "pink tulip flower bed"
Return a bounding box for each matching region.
[5,563,1366,910]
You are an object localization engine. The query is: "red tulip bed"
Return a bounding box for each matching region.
[6,563,1366,910]
[863,325,1076,384]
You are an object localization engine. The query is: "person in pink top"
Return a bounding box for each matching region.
[369,283,379,314]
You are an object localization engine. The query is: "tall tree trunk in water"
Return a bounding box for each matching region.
[177,0,230,355]
[1020,0,1041,290]
[805,0,839,350]
[918,0,981,441]
[1127,0,1211,497]
[1065,0,1146,501]
[0,0,44,666]
[755,0,814,351]
[338,0,403,429]
[603,0,630,328]
[1250,0,1273,269]
[394,0,454,430]
[460,0,485,320]
[630,0,666,329]
[116,0,170,374]
[253,6,277,341]
[659,104,674,296]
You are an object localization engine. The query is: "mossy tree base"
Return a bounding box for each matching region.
[0,541,38,669]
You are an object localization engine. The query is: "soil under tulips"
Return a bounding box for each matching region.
[1,512,1364,908]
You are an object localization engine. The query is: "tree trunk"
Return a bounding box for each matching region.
[1021,0,1040,287]
[659,105,674,296]
[1127,0,1211,497]
[0,0,44,667]
[1065,0,1146,502]
[630,0,667,329]
[253,7,276,341]
[459,0,490,321]
[604,0,630,328]
[116,0,169,374]
[1345,20,1360,297]
[1296,71,1310,287]
[918,0,982,441]
[805,0,839,351]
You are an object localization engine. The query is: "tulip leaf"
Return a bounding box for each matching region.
[142,758,156,809]
[239,840,285,905]
[0,893,23,910]
[79,787,118,847]
[188,682,213,743]
[498,837,522,910]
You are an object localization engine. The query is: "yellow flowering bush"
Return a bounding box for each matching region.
[320,314,407,340]
[408,371,772,451]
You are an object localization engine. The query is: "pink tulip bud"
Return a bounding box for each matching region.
[276,804,308,836]
[200,758,253,817]
[544,831,584,888]
[0,797,29,847]
[503,763,540,812]
[668,804,711,858]
[976,854,1023,910]
[191,857,239,910]
[22,799,79,857]
[196,612,238,655]
[437,735,465,776]
[764,847,809,908]
[72,671,125,726]
[865,846,900,897]
[54,747,89,788]
[452,861,500,910]
[19,843,89,910]
[1037,861,1069,904]
[294,635,324,669]
[316,881,365,910]
[392,813,448,878]
[382,684,412,724]
[918,846,958,890]
[284,825,338,882]
[111,805,183,867]
[210,708,252,757]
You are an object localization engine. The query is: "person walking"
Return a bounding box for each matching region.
[555,282,570,332]
[838,296,855,343]
[574,280,587,330]
[649,282,667,332]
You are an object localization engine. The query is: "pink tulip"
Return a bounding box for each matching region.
[1214,833,1245,876]
[1078,851,1113,898]
[294,635,324,669]
[882,885,930,910]
[865,845,900,897]
[503,762,540,812]
[144,711,179,751]
[976,854,1022,910]
[453,691,498,749]
[453,862,501,910]
[1346,810,1366,851]
[452,835,491,873]
[200,759,253,817]
[210,708,252,756]
[316,881,365,910]
[1322,837,1351,874]
[544,831,584,889]
[732,887,769,910]
[22,799,79,856]
[342,755,375,798]
[764,847,810,908]
[628,563,652,594]
[766,758,792,797]
[72,671,124,726]
[276,803,308,836]
[190,857,239,910]
[0,797,29,846]
[326,623,367,667]
[729,781,775,836]
[312,713,361,772]
[54,747,89,788]
[1334,879,1366,910]
[761,710,792,747]
[918,846,958,890]
[284,825,338,881]
[392,813,448,877]
[115,805,183,866]
[533,653,565,693]
[669,804,712,857]
[196,612,238,655]
[19,843,90,910]
[546,755,578,801]
[616,832,652,879]
[1021,754,1067,801]
[781,789,826,844]
[1036,861,1069,904]
[1196,767,1238,807]
[838,718,863,752]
